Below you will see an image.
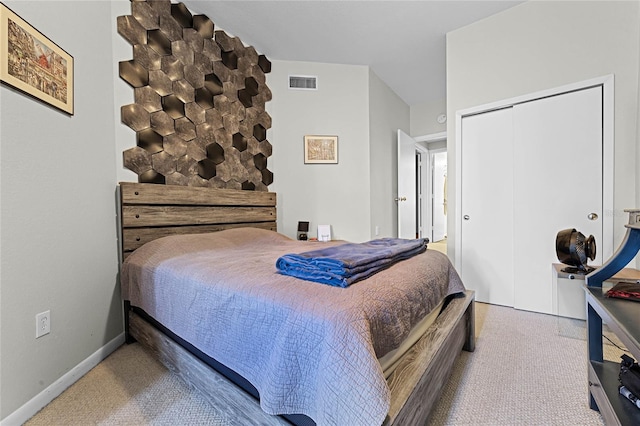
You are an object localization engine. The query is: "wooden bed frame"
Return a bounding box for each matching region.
[118,182,475,425]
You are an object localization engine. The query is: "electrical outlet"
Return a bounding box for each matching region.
[36,310,50,338]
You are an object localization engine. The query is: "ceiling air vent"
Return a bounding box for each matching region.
[289,75,318,90]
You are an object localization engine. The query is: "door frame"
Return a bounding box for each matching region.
[429,148,447,242]
[454,74,615,271]
[416,132,447,241]
[415,145,426,239]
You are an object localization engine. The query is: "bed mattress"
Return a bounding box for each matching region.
[121,228,465,425]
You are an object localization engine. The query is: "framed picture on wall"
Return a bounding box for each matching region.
[0,3,74,115]
[304,135,338,164]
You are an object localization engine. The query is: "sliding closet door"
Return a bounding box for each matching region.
[513,86,603,313]
[460,107,514,306]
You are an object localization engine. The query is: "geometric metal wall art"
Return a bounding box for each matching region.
[118,0,273,190]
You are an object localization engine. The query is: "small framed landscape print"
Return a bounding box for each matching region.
[0,3,74,115]
[304,135,338,164]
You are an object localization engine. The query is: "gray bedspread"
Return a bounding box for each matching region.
[121,228,465,426]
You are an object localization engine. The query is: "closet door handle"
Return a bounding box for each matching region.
[463,215,470,220]
[588,213,599,221]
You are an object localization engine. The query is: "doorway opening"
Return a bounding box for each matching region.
[416,132,447,254]
[397,129,447,255]
[430,150,447,244]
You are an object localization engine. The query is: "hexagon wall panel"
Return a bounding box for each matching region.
[119,0,272,190]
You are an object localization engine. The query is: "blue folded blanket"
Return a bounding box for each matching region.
[276,238,428,287]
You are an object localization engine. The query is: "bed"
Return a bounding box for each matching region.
[118,182,475,425]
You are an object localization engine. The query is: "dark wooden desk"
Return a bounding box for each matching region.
[586,274,640,425]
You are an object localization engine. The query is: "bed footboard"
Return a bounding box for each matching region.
[126,289,475,426]
[384,290,475,425]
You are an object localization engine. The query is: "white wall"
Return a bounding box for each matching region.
[267,60,372,242]
[1,0,122,420]
[410,98,446,137]
[368,69,410,238]
[446,0,640,262]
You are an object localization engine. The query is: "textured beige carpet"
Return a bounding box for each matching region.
[428,304,612,426]
[26,303,613,426]
[429,239,447,255]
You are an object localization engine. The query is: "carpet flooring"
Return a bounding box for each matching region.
[429,239,447,255]
[25,302,616,426]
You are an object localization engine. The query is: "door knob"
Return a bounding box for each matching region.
[588,213,599,221]
[463,215,470,220]
[395,197,407,202]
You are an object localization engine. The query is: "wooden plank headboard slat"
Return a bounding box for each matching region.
[120,182,276,207]
[122,205,276,228]
[122,222,277,252]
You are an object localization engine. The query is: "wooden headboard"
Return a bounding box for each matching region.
[119,182,277,259]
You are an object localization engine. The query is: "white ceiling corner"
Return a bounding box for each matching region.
[183,1,524,106]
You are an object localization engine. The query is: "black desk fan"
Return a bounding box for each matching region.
[556,228,597,274]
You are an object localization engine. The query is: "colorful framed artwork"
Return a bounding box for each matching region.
[304,135,338,164]
[0,3,74,115]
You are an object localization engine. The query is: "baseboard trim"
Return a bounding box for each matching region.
[1,333,125,426]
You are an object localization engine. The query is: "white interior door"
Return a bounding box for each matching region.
[431,151,447,242]
[397,129,417,239]
[460,108,514,306]
[513,86,603,313]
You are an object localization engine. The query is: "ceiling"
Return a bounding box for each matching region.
[183,1,524,106]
